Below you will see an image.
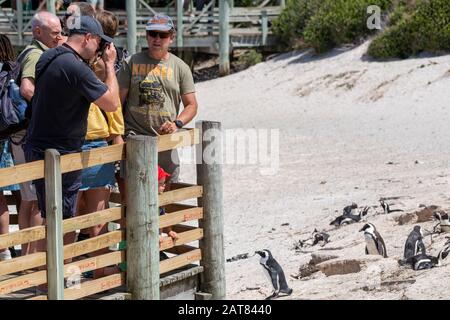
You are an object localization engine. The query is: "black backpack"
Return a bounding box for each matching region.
[0,60,29,140]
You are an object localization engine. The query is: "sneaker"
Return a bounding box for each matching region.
[0,249,12,261]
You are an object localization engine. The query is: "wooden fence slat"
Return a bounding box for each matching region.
[0,207,123,251]
[0,251,124,295]
[157,128,200,153]
[30,273,125,300]
[0,160,43,190]
[159,185,203,206]
[159,207,203,229]
[160,228,203,251]
[0,252,46,277]
[160,248,202,274]
[63,230,124,260]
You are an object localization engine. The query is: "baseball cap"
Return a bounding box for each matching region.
[68,15,113,43]
[146,14,175,32]
[158,166,171,181]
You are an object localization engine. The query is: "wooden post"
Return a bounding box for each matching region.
[46,0,56,14]
[219,0,230,76]
[45,149,64,300]
[177,0,183,48]
[126,0,137,54]
[196,121,225,299]
[126,135,160,300]
[16,0,23,45]
[261,10,268,46]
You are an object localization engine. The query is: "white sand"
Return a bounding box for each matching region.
[180,41,450,299]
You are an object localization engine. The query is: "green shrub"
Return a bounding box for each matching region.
[303,0,392,53]
[368,0,450,59]
[272,0,324,47]
[237,50,263,67]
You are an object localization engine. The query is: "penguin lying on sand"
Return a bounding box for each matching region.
[433,211,450,233]
[359,223,388,257]
[398,244,450,270]
[312,229,330,246]
[330,204,369,226]
[404,226,426,259]
[256,249,293,299]
[379,200,403,214]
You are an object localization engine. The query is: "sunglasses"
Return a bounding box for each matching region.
[147,31,171,39]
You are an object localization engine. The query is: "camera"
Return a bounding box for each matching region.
[96,38,110,58]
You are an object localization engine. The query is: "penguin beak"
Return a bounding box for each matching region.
[255,251,263,256]
[359,227,364,232]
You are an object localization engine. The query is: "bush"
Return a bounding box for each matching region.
[237,49,263,67]
[272,0,323,47]
[303,0,392,53]
[368,0,450,59]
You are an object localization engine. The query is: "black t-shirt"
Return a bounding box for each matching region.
[25,44,107,154]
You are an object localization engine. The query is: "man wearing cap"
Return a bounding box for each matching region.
[117,14,198,184]
[24,15,119,244]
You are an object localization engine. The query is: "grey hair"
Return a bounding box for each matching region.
[31,11,60,31]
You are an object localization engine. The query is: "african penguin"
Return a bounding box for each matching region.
[433,211,450,233]
[398,244,450,270]
[255,249,293,299]
[359,223,388,257]
[330,205,368,226]
[312,229,330,246]
[343,202,358,216]
[379,200,403,214]
[404,226,426,259]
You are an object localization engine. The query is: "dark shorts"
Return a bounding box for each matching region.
[25,147,82,219]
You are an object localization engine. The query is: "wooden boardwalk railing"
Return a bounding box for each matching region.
[0,122,224,300]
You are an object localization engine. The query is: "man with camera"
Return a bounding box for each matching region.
[24,15,119,245]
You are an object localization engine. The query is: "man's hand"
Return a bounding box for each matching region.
[102,43,117,66]
[159,121,177,134]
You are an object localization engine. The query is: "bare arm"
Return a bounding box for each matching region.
[20,78,35,102]
[159,92,198,134]
[94,44,119,112]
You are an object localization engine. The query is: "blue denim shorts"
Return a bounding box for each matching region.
[25,147,81,219]
[80,139,116,191]
[0,140,20,191]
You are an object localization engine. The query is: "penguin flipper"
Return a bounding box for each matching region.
[269,268,279,291]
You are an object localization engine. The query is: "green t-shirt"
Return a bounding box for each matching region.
[20,39,49,80]
[117,51,195,136]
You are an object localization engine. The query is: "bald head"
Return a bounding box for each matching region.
[31,11,62,48]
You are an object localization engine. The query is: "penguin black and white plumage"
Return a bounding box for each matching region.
[312,229,330,246]
[330,204,368,226]
[255,249,293,299]
[379,200,403,214]
[359,223,388,258]
[404,226,426,259]
[398,244,450,270]
[433,211,450,233]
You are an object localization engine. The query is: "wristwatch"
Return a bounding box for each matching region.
[174,119,184,129]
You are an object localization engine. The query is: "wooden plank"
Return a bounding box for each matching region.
[160,207,203,229]
[160,249,202,274]
[63,231,124,260]
[0,251,124,295]
[196,120,225,299]
[0,160,44,189]
[45,149,64,300]
[0,270,46,295]
[159,185,203,206]
[1,207,123,250]
[30,274,125,300]
[0,226,45,251]
[160,228,203,251]
[60,144,124,175]
[0,252,46,277]
[157,128,200,153]
[126,135,159,300]
[63,207,123,234]
[164,244,197,255]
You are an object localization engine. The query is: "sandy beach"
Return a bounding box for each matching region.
[181,40,450,299]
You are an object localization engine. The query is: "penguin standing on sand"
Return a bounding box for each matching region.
[359,223,388,257]
[398,244,450,270]
[379,200,403,214]
[404,226,426,259]
[255,249,293,299]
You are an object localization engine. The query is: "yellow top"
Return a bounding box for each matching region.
[86,101,125,140]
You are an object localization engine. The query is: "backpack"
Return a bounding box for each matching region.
[0,60,29,140]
